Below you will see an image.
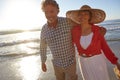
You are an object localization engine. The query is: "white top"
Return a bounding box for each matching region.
[80,32,93,49]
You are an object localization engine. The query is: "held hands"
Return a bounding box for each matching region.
[41,63,47,72]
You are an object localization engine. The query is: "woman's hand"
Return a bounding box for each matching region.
[116,62,120,71]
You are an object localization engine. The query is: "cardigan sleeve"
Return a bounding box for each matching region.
[100,35,118,64]
[71,26,79,43]
[71,29,75,44]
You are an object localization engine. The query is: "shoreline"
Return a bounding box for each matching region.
[0,41,120,80]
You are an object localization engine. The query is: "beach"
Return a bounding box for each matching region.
[0,19,120,80]
[0,41,119,80]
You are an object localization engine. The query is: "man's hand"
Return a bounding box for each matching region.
[100,27,107,36]
[41,63,47,72]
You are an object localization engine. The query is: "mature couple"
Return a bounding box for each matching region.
[40,0,120,80]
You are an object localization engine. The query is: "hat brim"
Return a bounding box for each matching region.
[66,9,106,24]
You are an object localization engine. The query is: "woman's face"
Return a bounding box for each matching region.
[77,11,91,24]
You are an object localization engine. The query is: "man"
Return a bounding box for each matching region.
[40,0,77,80]
[40,0,106,80]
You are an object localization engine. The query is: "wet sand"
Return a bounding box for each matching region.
[0,41,120,80]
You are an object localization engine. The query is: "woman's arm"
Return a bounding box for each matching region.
[116,62,120,71]
[100,34,118,64]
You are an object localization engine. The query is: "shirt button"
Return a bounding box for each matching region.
[89,54,92,56]
[82,54,86,56]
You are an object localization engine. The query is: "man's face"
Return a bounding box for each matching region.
[43,5,59,23]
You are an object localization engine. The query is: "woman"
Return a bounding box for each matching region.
[66,5,120,80]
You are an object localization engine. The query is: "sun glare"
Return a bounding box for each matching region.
[0,0,45,30]
[18,56,41,80]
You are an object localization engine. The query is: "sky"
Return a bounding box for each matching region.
[0,0,120,30]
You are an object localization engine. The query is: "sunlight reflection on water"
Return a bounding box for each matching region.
[16,31,39,40]
[17,56,41,80]
[19,42,38,54]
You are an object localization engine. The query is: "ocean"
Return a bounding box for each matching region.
[0,19,120,62]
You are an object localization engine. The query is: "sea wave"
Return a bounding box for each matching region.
[106,38,120,41]
[0,39,39,47]
[0,29,40,35]
[100,22,120,26]
[0,48,51,62]
[106,26,120,31]
[0,31,119,48]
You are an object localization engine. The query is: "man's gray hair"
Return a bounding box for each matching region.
[41,0,59,11]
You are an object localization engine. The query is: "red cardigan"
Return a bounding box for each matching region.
[71,24,118,64]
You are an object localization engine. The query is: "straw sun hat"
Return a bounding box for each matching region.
[66,5,106,24]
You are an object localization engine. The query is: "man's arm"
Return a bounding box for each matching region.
[40,29,47,72]
[40,39,47,72]
[67,18,79,27]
